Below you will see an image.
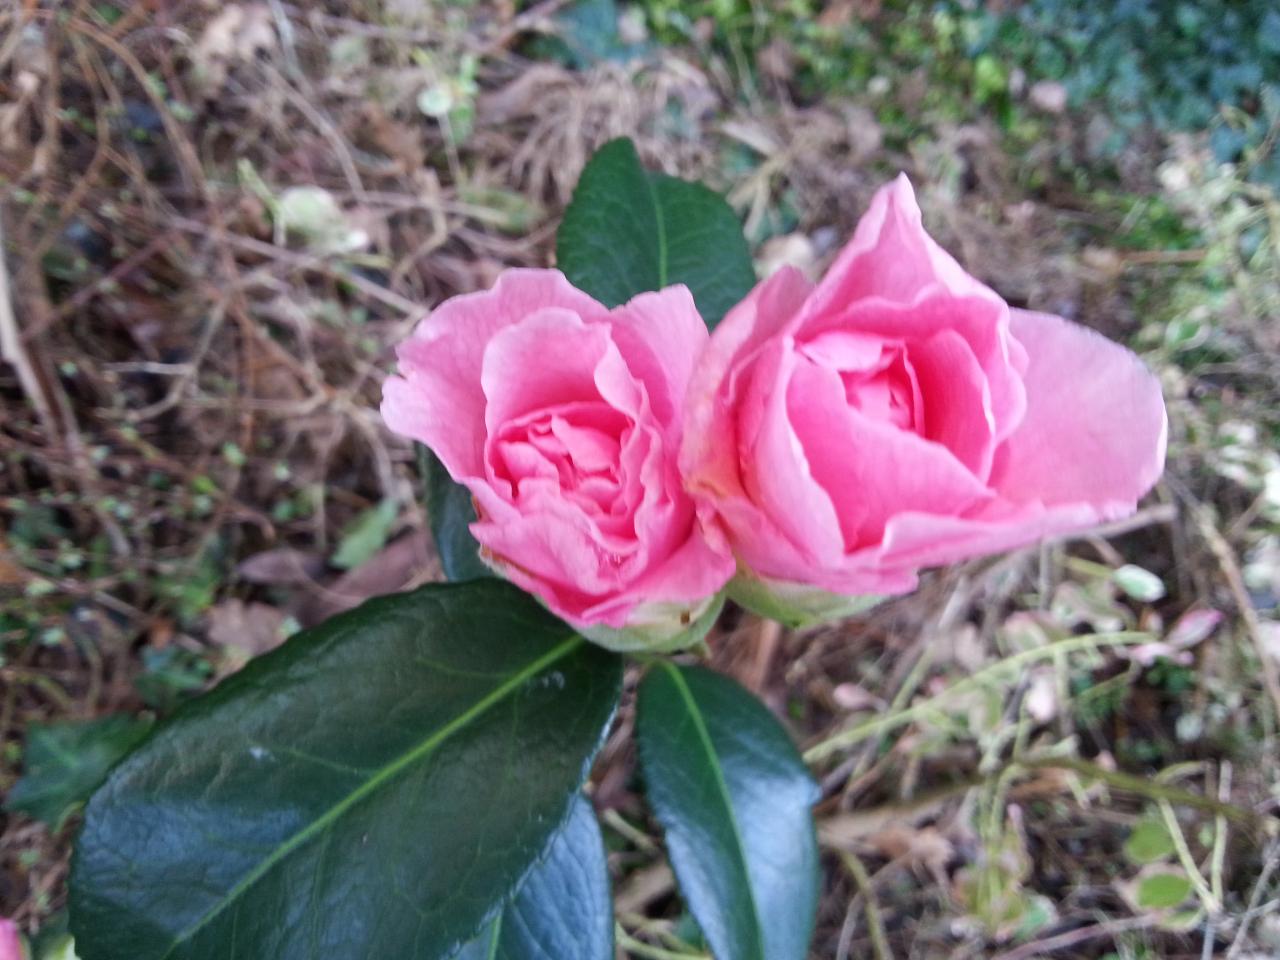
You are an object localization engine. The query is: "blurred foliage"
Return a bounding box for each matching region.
[6,716,154,833]
[629,0,1280,186]
[970,1,1280,186]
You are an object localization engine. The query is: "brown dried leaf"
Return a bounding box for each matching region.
[205,599,288,659]
[191,4,277,95]
[236,547,324,586]
[476,64,574,124]
[296,530,436,626]
[866,824,954,875]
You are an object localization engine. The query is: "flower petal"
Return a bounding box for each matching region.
[872,500,1103,571]
[787,354,993,549]
[739,339,846,561]
[681,265,815,499]
[381,269,607,478]
[803,290,1027,450]
[908,327,998,478]
[481,309,614,433]
[808,174,999,310]
[607,284,708,428]
[993,309,1167,509]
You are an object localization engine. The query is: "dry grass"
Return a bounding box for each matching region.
[2,2,1280,957]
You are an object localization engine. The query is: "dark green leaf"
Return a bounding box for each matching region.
[556,138,756,329]
[418,443,490,582]
[636,664,819,960]
[70,581,622,960]
[451,795,613,960]
[7,715,153,832]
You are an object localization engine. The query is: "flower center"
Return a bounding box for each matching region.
[798,332,924,435]
[491,402,630,516]
[838,346,919,432]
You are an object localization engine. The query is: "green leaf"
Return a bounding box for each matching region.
[70,581,623,960]
[418,443,491,582]
[7,715,153,832]
[451,795,613,960]
[1135,869,1194,910]
[1124,815,1177,865]
[636,663,819,960]
[556,138,756,329]
[329,497,398,569]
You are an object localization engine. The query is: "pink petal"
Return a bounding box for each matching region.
[803,290,1027,450]
[808,175,999,311]
[481,309,615,433]
[908,328,998,478]
[797,329,890,372]
[548,415,622,473]
[992,309,1167,509]
[588,525,737,623]
[473,495,635,617]
[739,339,845,562]
[787,355,993,549]
[699,490,827,586]
[607,284,708,428]
[872,500,1103,571]
[381,269,607,478]
[681,266,814,499]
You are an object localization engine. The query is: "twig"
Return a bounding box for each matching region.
[837,850,895,960]
[1158,797,1219,913]
[1048,502,1179,544]
[164,215,421,315]
[989,915,1156,960]
[267,64,367,200]
[1196,505,1280,730]
[1227,838,1280,957]
[0,207,56,433]
[278,4,437,43]
[600,808,659,855]
[805,632,1153,763]
[742,616,781,694]
[1021,756,1270,830]
[1212,762,1232,907]
[615,927,709,960]
[48,230,176,325]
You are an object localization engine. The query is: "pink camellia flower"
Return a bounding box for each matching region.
[0,920,23,960]
[681,175,1167,625]
[382,269,735,651]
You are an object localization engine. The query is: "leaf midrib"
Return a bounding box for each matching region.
[642,170,669,289]
[661,664,765,960]
[157,634,583,959]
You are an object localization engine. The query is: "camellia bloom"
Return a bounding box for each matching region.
[383,269,735,651]
[681,175,1167,625]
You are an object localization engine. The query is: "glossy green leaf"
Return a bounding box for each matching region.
[418,442,490,582]
[6,715,153,832]
[70,581,622,960]
[556,138,756,329]
[451,794,613,960]
[636,663,819,960]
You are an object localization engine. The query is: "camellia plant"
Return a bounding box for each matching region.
[66,139,1166,960]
